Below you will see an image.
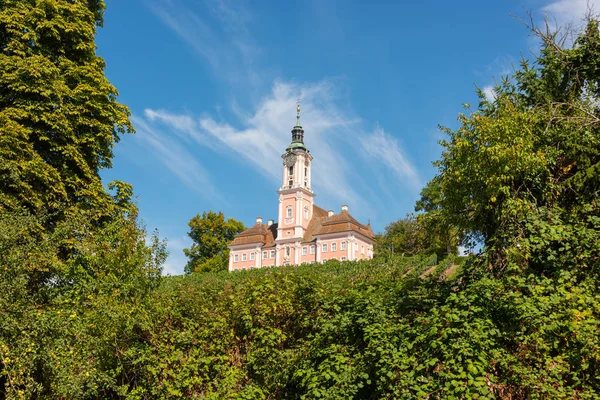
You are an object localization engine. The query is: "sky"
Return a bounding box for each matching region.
[97,0,597,275]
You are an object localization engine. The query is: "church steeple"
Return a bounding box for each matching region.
[288,98,307,152]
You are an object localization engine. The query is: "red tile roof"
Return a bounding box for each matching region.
[229,205,374,248]
[229,222,278,246]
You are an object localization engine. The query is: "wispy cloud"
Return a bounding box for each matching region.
[360,127,422,191]
[148,0,263,87]
[482,85,496,102]
[543,0,600,28]
[131,116,224,204]
[139,79,420,218]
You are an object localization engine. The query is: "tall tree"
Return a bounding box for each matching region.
[0,0,133,220]
[375,212,456,259]
[183,211,245,274]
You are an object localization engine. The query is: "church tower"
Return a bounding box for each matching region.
[275,101,315,265]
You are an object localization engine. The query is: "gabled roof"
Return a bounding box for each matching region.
[311,209,375,240]
[229,222,278,247]
[229,205,374,248]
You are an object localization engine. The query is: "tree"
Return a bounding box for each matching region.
[375,212,457,260]
[183,211,245,274]
[414,177,460,257]
[0,0,133,221]
[432,18,600,262]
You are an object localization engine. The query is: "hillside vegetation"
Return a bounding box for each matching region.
[1,1,600,398]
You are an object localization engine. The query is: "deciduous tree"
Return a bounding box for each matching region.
[0,0,133,220]
[183,211,245,273]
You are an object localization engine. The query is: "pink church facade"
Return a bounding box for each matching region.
[228,105,375,271]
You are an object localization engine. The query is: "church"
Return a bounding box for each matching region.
[228,104,375,271]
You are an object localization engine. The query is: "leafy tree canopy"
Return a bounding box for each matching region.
[183,211,245,274]
[0,0,133,221]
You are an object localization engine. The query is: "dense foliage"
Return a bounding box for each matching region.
[0,0,133,220]
[1,0,600,397]
[375,213,457,259]
[184,211,245,274]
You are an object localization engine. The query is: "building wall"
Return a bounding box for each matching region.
[279,195,297,240]
[315,235,352,262]
[300,243,318,264]
[229,247,261,271]
[260,247,277,267]
[352,236,374,261]
[230,235,373,270]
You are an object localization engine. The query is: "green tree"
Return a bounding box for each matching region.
[375,211,457,260]
[183,211,245,274]
[375,214,421,257]
[0,0,133,220]
[0,206,166,398]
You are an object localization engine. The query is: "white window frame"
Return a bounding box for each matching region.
[250,252,255,261]
[341,241,347,250]
[310,245,316,254]
[331,242,337,251]
[302,247,307,255]
[286,206,292,218]
[304,207,309,220]
[242,253,247,261]
[234,254,239,262]
[263,251,268,259]
[361,246,365,254]
[270,250,275,259]
[322,243,328,253]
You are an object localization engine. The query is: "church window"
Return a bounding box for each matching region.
[288,179,293,188]
[270,250,275,259]
[250,252,255,261]
[286,206,292,218]
[302,247,307,255]
[234,254,239,262]
[242,253,247,261]
[331,242,337,251]
[304,167,307,177]
[341,241,347,250]
[304,207,309,220]
[310,246,316,254]
[289,166,294,176]
[322,243,328,253]
[263,251,268,259]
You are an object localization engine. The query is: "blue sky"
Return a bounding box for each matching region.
[98,0,594,275]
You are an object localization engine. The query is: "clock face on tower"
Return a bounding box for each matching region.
[284,153,297,167]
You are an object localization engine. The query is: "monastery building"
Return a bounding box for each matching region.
[228,104,375,270]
